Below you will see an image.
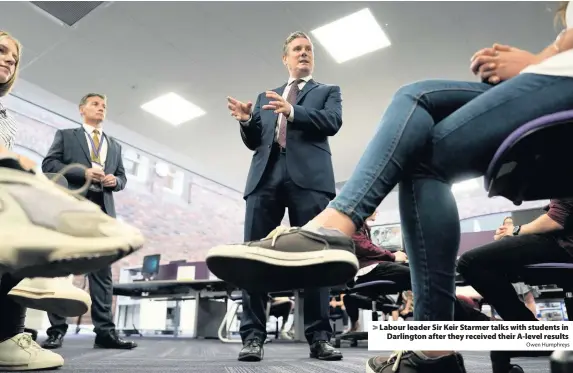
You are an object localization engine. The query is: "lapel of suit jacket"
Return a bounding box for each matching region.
[103,134,116,174]
[74,128,92,164]
[296,79,318,105]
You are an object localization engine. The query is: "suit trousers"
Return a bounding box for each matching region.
[47,191,115,337]
[240,145,333,345]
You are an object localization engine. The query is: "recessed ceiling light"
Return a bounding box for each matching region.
[311,8,391,64]
[141,92,205,126]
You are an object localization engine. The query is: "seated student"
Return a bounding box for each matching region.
[498,217,540,318]
[457,199,573,322]
[269,297,294,340]
[342,212,490,331]
[329,295,350,332]
[393,291,414,321]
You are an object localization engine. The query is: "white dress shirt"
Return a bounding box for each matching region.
[83,123,108,166]
[241,75,312,141]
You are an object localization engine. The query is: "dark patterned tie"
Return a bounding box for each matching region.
[277,79,303,148]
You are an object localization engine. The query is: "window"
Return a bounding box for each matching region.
[154,162,184,196]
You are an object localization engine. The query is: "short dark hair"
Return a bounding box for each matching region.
[79,93,106,108]
[283,31,312,56]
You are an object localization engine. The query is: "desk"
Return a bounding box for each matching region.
[113,280,347,342]
[114,280,233,338]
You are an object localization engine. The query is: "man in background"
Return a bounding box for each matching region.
[40,93,137,350]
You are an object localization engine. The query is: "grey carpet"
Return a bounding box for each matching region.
[23,335,551,372]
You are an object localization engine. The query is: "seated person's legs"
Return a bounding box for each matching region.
[457,234,572,321]
[269,298,294,338]
[0,274,64,370]
[342,295,362,331]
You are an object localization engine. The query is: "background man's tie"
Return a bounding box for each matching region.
[91,129,101,164]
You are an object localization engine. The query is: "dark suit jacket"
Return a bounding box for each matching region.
[42,127,127,218]
[240,79,342,198]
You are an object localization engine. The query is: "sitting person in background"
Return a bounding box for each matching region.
[497,216,540,318]
[269,297,294,340]
[329,295,350,332]
[342,212,489,334]
[391,290,414,321]
[458,199,573,322]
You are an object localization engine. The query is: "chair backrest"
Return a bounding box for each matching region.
[486,110,573,204]
[44,173,68,189]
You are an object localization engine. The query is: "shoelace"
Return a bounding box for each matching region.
[264,225,298,246]
[46,162,93,197]
[15,333,43,351]
[387,350,407,372]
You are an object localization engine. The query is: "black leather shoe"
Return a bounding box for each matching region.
[94,330,137,349]
[41,333,64,349]
[238,338,264,361]
[309,340,343,360]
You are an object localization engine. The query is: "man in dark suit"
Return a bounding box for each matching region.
[226,31,343,362]
[40,93,137,350]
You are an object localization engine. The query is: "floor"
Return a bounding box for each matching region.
[27,334,551,372]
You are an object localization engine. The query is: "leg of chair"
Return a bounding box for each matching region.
[218,302,241,343]
[551,351,573,373]
[371,300,378,322]
[563,289,573,320]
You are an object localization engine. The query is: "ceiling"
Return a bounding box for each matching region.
[0,1,561,192]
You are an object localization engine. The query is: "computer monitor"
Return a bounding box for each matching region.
[141,254,161,280]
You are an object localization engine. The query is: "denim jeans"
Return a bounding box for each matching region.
[329,73,573,321]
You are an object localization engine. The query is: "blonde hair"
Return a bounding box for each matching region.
[0,31,21,98]
[555,1,568,28]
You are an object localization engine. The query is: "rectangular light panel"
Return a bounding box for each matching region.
[141,92,205,126]
[311,8,391,64]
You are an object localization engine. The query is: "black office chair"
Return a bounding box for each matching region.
[333,280,401,348]
[483,110,573,373]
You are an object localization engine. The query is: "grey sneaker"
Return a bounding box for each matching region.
[366,351,467,373]
[206,226,358,291]
[0,155,144,279]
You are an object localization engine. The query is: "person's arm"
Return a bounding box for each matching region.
[517,199,573,235]
[537,28,573,61]
[289,85,342,137]
[42,130,85,185]
[352,228,396,261]
[239,94,263,151]
[111,143,127,192]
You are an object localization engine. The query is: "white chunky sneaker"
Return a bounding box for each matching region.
[0,154,144,279]
[0,333,64,371]
[9,276,91,317]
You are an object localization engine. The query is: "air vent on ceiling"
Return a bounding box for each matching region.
[30,1,104,27]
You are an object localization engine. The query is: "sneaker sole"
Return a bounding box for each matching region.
[365,359,376,373]
[0,225,144,279]
[206,246,358,291]
[8,288,91,317]
[0,356,64,371]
